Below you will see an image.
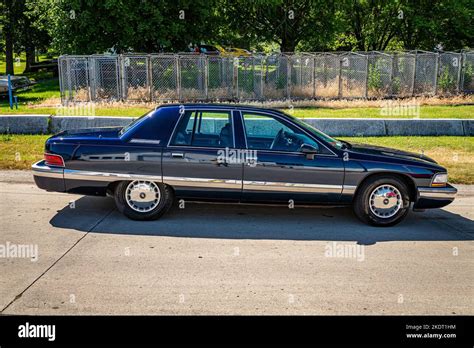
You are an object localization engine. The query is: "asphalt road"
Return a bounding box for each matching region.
[0,171,473,315]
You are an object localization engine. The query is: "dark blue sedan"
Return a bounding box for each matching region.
[32,104,457,226]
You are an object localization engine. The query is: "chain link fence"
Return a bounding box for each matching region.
[59,50,474,104]
[462,51,474,93]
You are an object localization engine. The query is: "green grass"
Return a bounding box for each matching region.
[0,105,149,116]
[0,134,47,170]
[287,105,474,119]
[340,136,473,184]
[1,53,60,113]
[0,134,472,184]
[1,100,473,119]
[0,54,26,76]
[0,53,55,77]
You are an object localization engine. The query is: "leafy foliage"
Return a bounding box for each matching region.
[0,0,473,61]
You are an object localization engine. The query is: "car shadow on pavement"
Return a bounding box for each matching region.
[50,196,473,245]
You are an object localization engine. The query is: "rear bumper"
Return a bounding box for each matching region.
[32,160,65,192]
[414,184,457,209]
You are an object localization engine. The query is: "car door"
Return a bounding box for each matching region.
[239,111,345,204]
[162,109,242,201]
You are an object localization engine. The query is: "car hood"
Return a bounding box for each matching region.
[347,142,438,164]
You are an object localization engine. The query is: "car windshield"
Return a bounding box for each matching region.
[119,110,152,136]
[280,111,345,150]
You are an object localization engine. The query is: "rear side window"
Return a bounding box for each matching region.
[170,110,233,148]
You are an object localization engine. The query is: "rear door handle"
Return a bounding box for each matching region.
[171,152,184,158]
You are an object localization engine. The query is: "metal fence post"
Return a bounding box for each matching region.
[364,55,369,98]
[434,53,440,96]
[299,55,303,87]
[311,55,316,99]
[58,56,64,104]
[389,55,394,97]
[460,52,465,93]
[85,57,90,102]
[286,56,291,99]
[90,57,96,101]
[119,55,125,101]
[176,55,181,101]
[66,57,72,103]
[147,54,152,102]
[338,57,343,99]
[456,53,463,94]
[411,52,417,96]
[204,55,209,100]
[260,57,264,100]
[233,57,238,99]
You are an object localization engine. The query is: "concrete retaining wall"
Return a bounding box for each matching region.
[462,120,474,136]
[0,115,472,136]
[50,116,135,134]
[304,119,386,137]
[0,115,50,134]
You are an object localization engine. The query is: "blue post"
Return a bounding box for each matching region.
[14,96,18,109]
[7,74,13,109]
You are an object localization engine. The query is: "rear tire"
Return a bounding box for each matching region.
[353,175,411,227]
[114,180,173,221]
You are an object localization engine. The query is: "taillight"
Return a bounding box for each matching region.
[44,153,65,167]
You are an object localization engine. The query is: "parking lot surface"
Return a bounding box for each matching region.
[0,171,473,315]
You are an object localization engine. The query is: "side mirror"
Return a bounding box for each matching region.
[300,144,319,160]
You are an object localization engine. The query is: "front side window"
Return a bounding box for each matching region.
[170,110,233,148]
[242,113,323,152]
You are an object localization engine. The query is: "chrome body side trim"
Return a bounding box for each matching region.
[243,181,342,193]
[129,138,161,145]
[341,185,357,195]
[32,160,361,195]
[63,169,162,183]
[31,160,64,179]
[163,176,241,189]
[418,185,457,200]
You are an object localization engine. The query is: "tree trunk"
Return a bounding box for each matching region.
[5,0,14,75]
[24,45,35,73]
[280,37,298,53]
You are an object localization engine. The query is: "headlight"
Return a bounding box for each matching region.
[432,173,448,187]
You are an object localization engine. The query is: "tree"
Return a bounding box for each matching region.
[20,0,52,71]
[3,0,16,74]
[336,0,474,52]
[335,0,403,51]
[0,0,52,75]
[32,0,221,54]
[220,0,338,52]
[397,0,473,50]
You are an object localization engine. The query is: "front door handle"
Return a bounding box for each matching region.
[171,152,184,158]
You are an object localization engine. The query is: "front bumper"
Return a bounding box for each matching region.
[414,184,457,209]
[32,160,65,192]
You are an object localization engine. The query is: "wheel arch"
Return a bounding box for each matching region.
[353,172,418,202]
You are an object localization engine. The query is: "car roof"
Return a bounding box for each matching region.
[157,103,284,114]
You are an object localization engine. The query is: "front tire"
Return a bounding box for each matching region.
[114,180,173,221]
[353,176,411,227]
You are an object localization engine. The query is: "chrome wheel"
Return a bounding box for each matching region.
[369,184,402,219]
[125,180,161,213]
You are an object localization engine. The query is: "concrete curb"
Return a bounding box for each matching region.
[0,115,473,136]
